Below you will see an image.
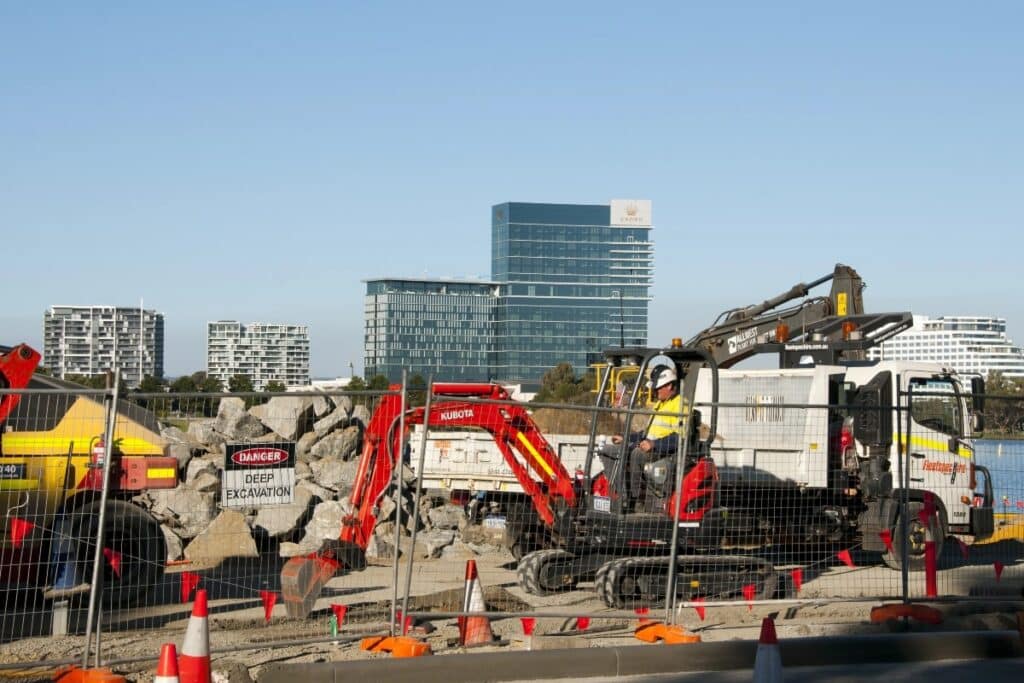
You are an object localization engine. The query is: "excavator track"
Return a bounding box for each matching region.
[517,549,578,596]
[594,554,778,609]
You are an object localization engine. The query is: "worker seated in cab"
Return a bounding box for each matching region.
[599,364,691,513]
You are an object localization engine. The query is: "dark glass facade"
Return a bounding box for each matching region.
[364,278,497,382]
[491,202,652,383]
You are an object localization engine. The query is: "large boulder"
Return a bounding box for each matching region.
[146,488,218,539]
[309,426,360,461]
[253,484,316,538]
[309,457,359,496]
[215,398,266,441]
[188,420,223,448]
[184,509,258,561]
[250,395,315,441]
[279,500,352,557]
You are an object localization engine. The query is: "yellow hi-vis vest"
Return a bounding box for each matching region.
[646,393,687,440]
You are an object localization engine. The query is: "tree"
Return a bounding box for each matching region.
[982,371,1024,435]
[228,374,254,393]
[533,362,587,404]
[265,380,287,393]
[170,375,197,393]
[65,374,108,389]
[346,376,367,392]
[138,375,166,392]
[367,375,391,391]
[407,373,427,407]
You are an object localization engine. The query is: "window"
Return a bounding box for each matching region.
[909,377,961,437]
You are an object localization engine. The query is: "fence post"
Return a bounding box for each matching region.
[663,406,692,624]
[899,382,911,605]
[390,371,409,636]
[82,369,121,668]
[401,375,434,634]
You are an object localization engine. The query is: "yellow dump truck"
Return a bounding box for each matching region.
[1,343,178,606]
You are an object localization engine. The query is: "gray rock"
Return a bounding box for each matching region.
[184,509,258,561]
[185,458,221,492]
[161,425,198,469]
[254,485,315,538]
[312,403,351,439]
[364,533,395,566]
[309,457,358,496]
[309,426,360,461]
[147,488,217,539]
[440,540,477,560]
[296,478,334,503]
[294,460,312,480]
[350,404,371,429]
[427,504,466,531]
[215,398,267,441]
[418,530,456,558]
[249,395,314,441]
[166,441,193,470]
[312,394,332,418]
[295,431,318,460]
[161,524,184,562]
[188,419,222,447]
[287,500,352,555]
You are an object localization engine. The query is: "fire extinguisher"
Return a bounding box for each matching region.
[89,436,106,469]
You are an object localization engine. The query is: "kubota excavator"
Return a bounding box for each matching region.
[280,347,778,616]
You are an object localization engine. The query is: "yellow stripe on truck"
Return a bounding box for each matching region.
[146,468,176,479]
[898,434,972,459]
[0,435,162,456]
[516,431,556,478]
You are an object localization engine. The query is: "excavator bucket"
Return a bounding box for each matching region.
[280,540,366,618]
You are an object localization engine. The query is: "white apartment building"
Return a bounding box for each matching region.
[207,321,310,391]
[867,315,1024,379]
[43,305,164,387]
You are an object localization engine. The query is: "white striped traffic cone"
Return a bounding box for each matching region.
[753,617,782,683]
[460,559,495,647]
[155,643,180,683]
[179,588,211,683]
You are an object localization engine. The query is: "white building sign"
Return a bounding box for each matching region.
[222,443,295,507]
[610,199,652,227]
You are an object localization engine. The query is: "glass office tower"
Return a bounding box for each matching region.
[364,278,498,382]
[491,201,653,383]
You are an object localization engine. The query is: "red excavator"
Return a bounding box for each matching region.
[280,345,778,616]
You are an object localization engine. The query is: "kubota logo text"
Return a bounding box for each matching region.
[440,409,474,421]
[231,448,289,466]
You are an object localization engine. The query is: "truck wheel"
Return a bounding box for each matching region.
[72,500,166,608]
[882,501,944,571]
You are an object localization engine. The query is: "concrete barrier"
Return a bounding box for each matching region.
[258,630,1024,683]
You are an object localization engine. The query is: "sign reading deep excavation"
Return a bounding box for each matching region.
[222,443,296,508]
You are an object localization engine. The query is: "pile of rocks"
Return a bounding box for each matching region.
[133,393,504,566]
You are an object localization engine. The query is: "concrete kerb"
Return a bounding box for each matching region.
[257,630,1024,683]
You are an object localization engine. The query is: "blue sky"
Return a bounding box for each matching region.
[3,3,1021,377]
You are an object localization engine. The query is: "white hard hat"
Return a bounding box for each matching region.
[646,366,677,390]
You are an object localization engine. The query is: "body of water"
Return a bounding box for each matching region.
[974,439,1024,513]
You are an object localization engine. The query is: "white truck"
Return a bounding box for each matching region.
[692,347,993,569]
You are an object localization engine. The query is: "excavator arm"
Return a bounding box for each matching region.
[0,344,42,425]
[282,382,577,617]
[686,263,866,369]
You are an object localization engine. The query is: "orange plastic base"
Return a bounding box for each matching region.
[634,621,702,644]
[869,603,943,625]
[360,635,432,658]
[53,665,126,683]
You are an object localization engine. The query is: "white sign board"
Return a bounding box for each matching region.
[610,199,652,227]
[222,443,296,507]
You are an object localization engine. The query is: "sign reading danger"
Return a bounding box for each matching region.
[222,442,295,508]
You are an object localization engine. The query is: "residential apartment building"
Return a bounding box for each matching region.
[867,315,1024,379]
[207,321,310,390]
[363,278,497,382]
[43,305,164,386]
[491,200,653,382]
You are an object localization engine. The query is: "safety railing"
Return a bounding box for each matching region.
[1,378,1022,679]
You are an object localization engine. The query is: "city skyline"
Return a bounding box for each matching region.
[4,4,1022,377]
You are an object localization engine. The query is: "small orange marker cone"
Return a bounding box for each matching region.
[742,583,756,609]
[154,643,180,683]
[753,617,782,682]
[520,617,536,635]
[692,597,706,621]
[179,589,211,683]
[879,529,894,554]
[10,517,34,548]
[790,568,803,594]
[260,590,277,623]
[180,572,201,603]
[330,603,348,627]
[836,549,855,568]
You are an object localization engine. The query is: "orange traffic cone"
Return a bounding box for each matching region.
[154,643,180,683]
[179,589,211,683]
[753,617,782,683]
[460,559,495,647]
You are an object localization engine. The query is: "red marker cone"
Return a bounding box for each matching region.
[260,590,277,623]
[790,568,803,594]
[330,604,348,627]
[576,617,590,631]
[154,643,180,683]
[836,549,855,568]
[742,583,756,609]
[879,529,894,554]
[520,617,536,635]
[103,548,122,578]
[995,561,1005,582]
[179,589,211,683]
[10,517,34,548]
[181,572,201,604]
[692,598,706,621]
[460,560,495,647]
[753,617,782,682]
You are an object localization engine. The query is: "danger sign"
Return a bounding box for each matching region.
[222,442,295,508]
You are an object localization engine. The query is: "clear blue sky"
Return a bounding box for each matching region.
[3,3,1021,378]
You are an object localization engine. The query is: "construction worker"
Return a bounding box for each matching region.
[605,364,688,510]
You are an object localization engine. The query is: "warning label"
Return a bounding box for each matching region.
[222,442,295,508]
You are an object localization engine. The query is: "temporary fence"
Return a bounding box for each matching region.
[1,376,1022,675]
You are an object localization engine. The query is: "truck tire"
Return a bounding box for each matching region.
[882,501,944,572]
[72,500,166,608]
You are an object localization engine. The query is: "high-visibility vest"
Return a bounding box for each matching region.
[646,393,687,440]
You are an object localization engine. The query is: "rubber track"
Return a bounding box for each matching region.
[595,555,777,609]
[517,549,575,596]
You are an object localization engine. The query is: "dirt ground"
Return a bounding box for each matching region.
[2,541,1023,682]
